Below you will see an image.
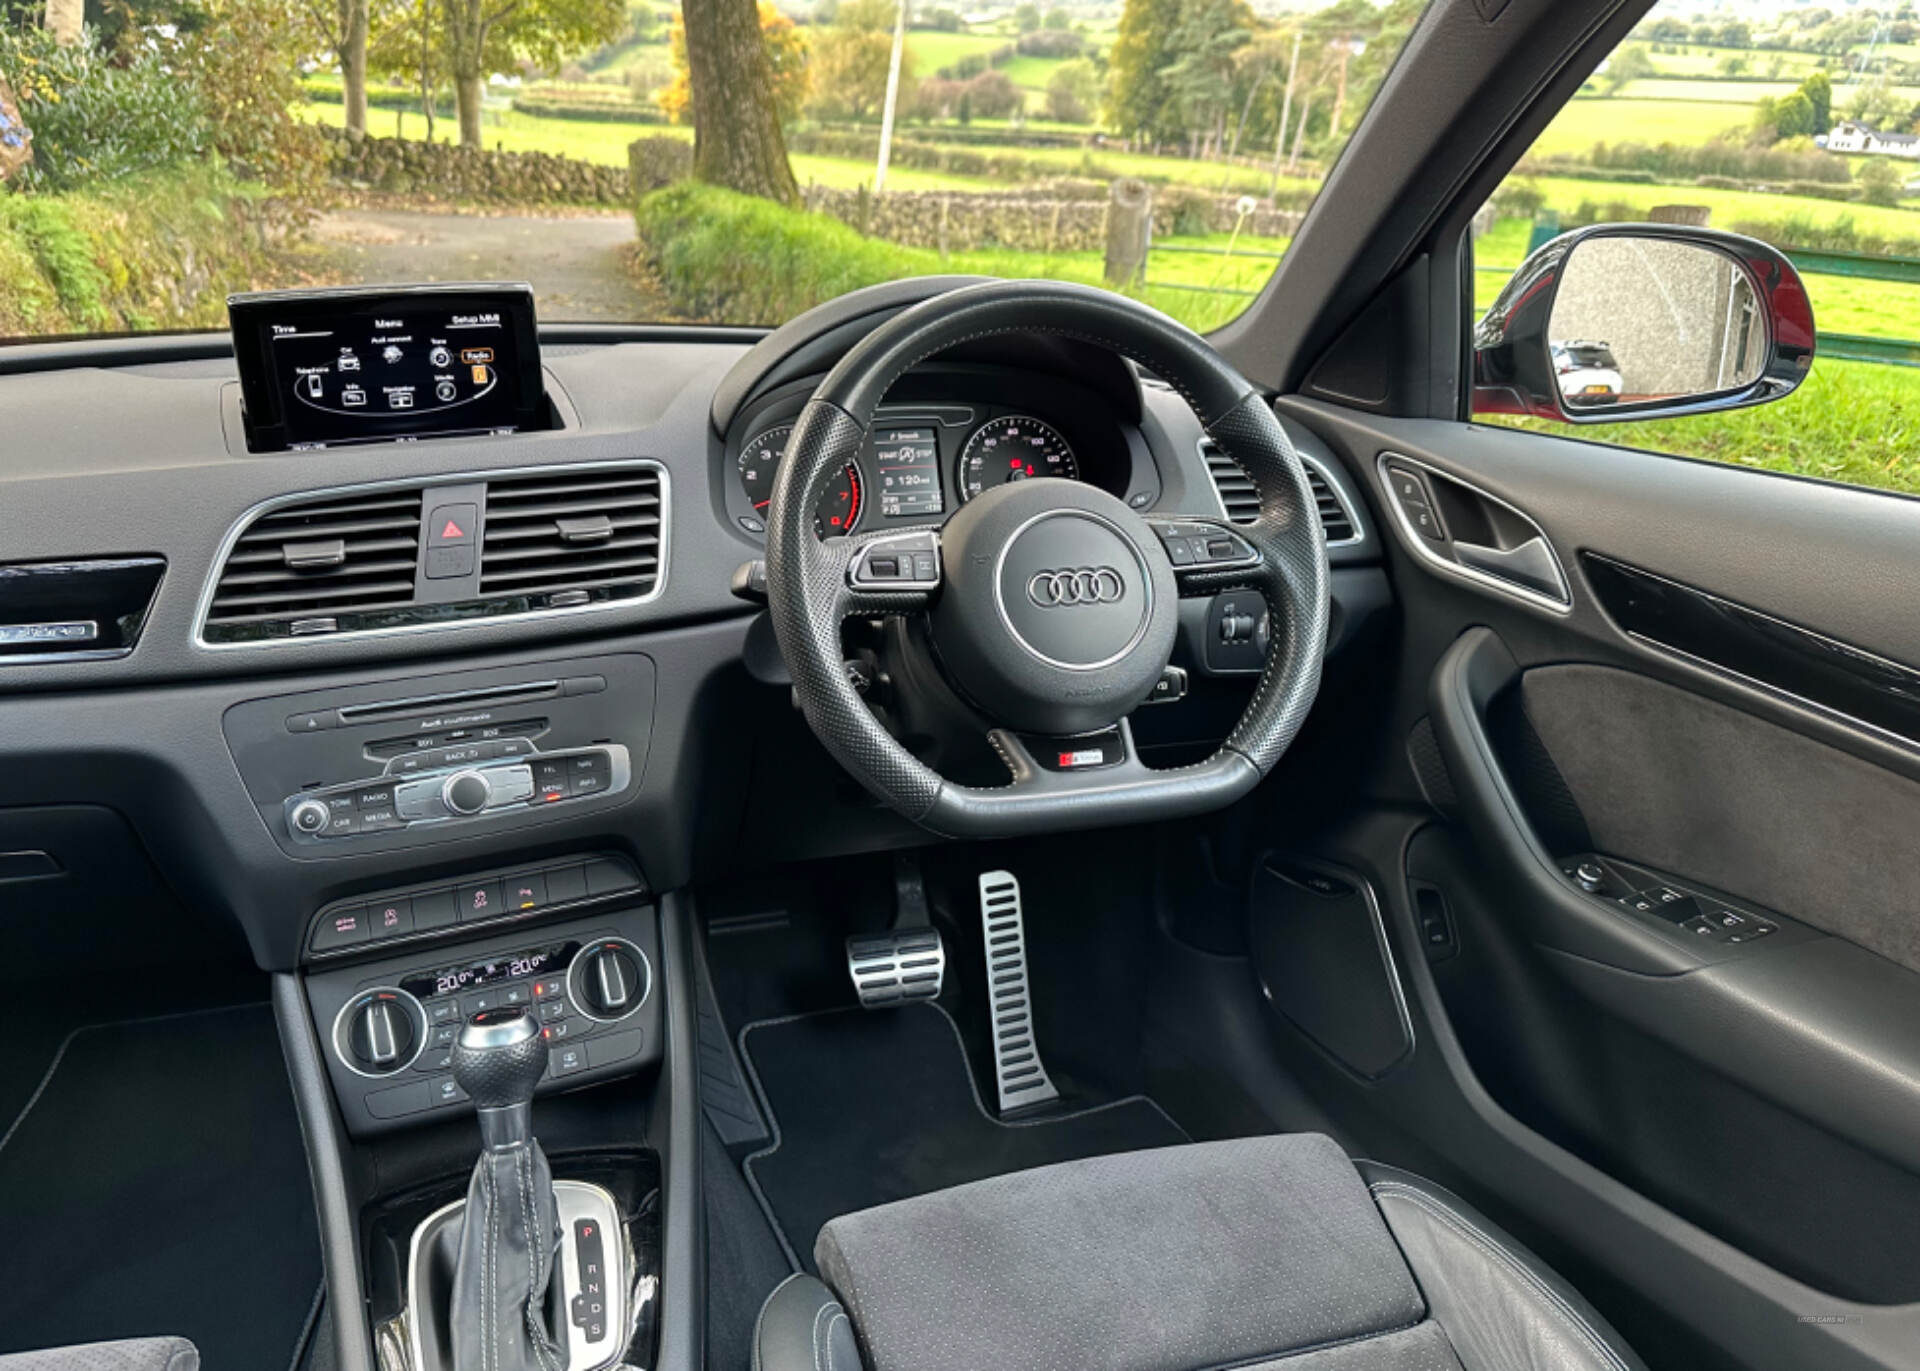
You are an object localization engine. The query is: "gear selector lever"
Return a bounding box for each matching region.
[446,1007,568,1371]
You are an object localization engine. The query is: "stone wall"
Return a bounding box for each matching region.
[322,128,631,205]
[800,184,1305,253]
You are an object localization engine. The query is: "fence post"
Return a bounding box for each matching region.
[1105,178,1152,289]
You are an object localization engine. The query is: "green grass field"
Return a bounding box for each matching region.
[1530,97,1749,155]
[1629,42,1828,78]
[907,30,1013,72]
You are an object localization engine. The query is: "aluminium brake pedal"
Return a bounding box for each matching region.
[979,870,1059,1114]
[846,928,946,1007]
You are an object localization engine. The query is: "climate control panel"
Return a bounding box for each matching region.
[308,905,663,1136]
[284,745,630,843]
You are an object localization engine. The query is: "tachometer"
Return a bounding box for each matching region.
[958,416,1077,502]
[737,424,864,538]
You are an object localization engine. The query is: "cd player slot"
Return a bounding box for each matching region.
[336,680,563,724]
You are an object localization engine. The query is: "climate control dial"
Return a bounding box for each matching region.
[332,987,425,1078]
[568,938,652,1022]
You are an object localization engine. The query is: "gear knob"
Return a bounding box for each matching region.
[451,1006,547,1148]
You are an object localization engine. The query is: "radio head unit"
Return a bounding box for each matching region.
[227,283,548,452]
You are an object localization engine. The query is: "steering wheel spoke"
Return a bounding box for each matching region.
[834,527,944,617]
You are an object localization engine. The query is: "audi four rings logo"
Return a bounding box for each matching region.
[1027,567,1125,607]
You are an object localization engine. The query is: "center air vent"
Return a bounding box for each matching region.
[1198,439,1358,544]
[204,489,423,642]
[480,468,664,603]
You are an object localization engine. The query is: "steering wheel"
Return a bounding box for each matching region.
[765,280,1328,838]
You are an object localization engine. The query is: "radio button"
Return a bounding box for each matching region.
[291,799,332,835]
[569,752,609,797]
[326,811,361,838]
[355,785,396,810]
[328,794,358,816]
[360,807,403,832]
[442,770,492,816]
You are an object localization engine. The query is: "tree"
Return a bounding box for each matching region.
[1802,69,1832,131]
[1754,90,1815,142]
[42,0,82,44]
[1858,158,1904,207]
[682,0,799,201]
[1159,0,1252,157]
[1600,44,1655,96]
[805,0,907,122]
[441,0,623,147]
[1044,57,1098,122]
[1013,2,1040,33]
[1107,0,1181,144]
[305,0,383,135]
[1043,6,1069,28]
[658,1,806,125]
[1847,81,1904,128]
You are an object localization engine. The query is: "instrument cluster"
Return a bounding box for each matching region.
[721,367,1159,541]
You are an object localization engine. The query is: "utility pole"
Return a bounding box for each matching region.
[1268,28,1301,198]
[875,0,909,195]
[1287,93,1311,174]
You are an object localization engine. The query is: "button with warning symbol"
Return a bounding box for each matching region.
[425,502,479,580]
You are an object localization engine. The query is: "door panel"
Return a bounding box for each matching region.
[1271,397,1920,1368]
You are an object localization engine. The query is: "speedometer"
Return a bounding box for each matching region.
[737,424,864,538]
[958,416,1077,502]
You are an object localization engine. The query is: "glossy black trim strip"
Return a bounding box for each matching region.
[1583,552,1920,749]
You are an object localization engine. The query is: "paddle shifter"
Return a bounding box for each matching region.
[447,1007,568,1371]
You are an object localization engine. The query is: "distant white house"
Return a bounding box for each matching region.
[1820,120,1920,159]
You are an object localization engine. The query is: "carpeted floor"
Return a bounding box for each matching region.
[0,1004,323,1370]
[739,1001,1188,1271]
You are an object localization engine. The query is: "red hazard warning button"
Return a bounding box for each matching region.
[427,503,478,547]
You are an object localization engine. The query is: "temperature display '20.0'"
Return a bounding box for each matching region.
[958,416,1078,502]
[737,424,864,537]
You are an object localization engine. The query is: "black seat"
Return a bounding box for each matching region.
[753,1135,1642,1371]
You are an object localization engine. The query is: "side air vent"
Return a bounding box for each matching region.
[1198,439,1359,545]
[480,468,664,603]
[204,490,423,642]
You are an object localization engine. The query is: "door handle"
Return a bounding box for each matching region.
[1451,536,1569,603]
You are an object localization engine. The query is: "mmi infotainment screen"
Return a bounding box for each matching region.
[228,284,546,451]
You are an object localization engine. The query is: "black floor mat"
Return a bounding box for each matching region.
[0,1004,322,1368]
[741,1003,1187,1269]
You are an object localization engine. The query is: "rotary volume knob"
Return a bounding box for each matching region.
[291,799,330,834]
[441,769,493,816]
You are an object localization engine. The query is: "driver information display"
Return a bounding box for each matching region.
[873,425,944,518]
[268,308,520,447]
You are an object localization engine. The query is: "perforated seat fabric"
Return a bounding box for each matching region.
[753,1136,1643,1371]
[0,1340,199,1371]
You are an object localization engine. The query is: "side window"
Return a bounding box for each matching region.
[1470,1,1920,496]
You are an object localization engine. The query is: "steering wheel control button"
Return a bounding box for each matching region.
[1153,522,1257,568]
[851,531,942,589]
[1145,666,1188,704]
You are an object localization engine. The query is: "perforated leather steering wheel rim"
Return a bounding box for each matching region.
[764,279,1329,838]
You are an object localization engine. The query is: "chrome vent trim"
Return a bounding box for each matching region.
[479,468,664,599]
[192,460,670,651]
[204,489,423,637]
[1197,438,1362,546]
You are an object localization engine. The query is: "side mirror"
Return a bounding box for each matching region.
[1472,225,1815,424]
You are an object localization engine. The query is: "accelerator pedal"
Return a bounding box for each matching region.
[979,870,1059,1114]
[847,928,946,1008]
